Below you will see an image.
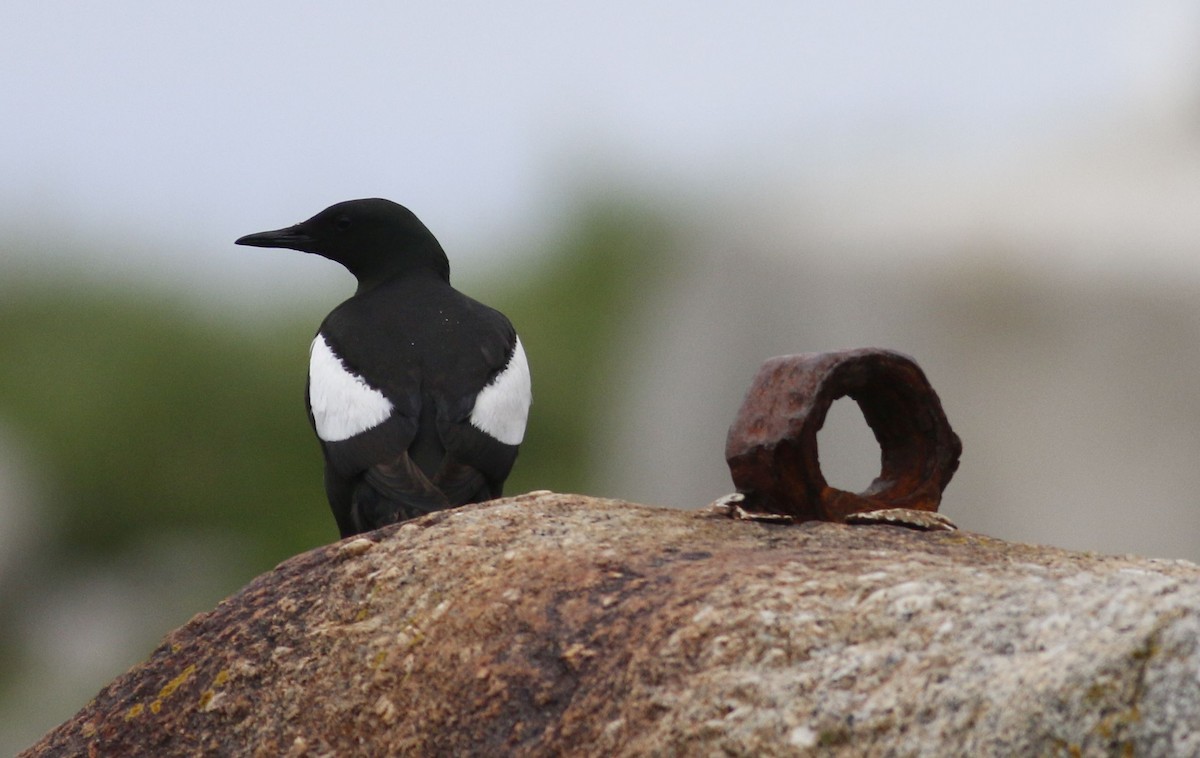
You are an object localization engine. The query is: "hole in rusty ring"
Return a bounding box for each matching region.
[815,397,880,495]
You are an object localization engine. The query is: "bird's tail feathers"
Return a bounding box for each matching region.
[351,454,451,531]
[433,460,496,505]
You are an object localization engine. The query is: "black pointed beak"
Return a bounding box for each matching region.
[235,224,315,252]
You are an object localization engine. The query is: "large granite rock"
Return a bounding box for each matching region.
[22,492,1200,756]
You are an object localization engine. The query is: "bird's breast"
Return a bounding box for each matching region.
[308,333,394,442]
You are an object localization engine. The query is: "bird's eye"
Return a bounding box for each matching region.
[335,215,352,231]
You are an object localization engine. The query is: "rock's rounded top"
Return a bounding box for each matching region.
[23,492,1200,757]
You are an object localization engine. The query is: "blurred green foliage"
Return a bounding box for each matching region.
[0,289,327,562]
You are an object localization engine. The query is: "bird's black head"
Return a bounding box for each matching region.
[235,198,451,288]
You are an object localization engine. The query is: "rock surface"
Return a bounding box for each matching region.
[22,492,1200,756]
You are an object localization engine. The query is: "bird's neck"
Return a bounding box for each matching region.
[346,237,451,294]
[354,259,450,295]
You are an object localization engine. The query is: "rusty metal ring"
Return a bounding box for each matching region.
[725,348,961,522]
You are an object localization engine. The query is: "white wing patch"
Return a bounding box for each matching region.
[308,334,394,442]
[470,337,531,446]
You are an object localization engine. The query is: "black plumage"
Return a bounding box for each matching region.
[236,199,531,537]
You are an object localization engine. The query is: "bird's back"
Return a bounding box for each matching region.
[317,273,517,423]
[309,272,526,531]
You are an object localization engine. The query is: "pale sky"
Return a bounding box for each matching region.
[1,2,1197,297]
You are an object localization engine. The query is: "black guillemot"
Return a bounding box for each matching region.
[236,198,531,537]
